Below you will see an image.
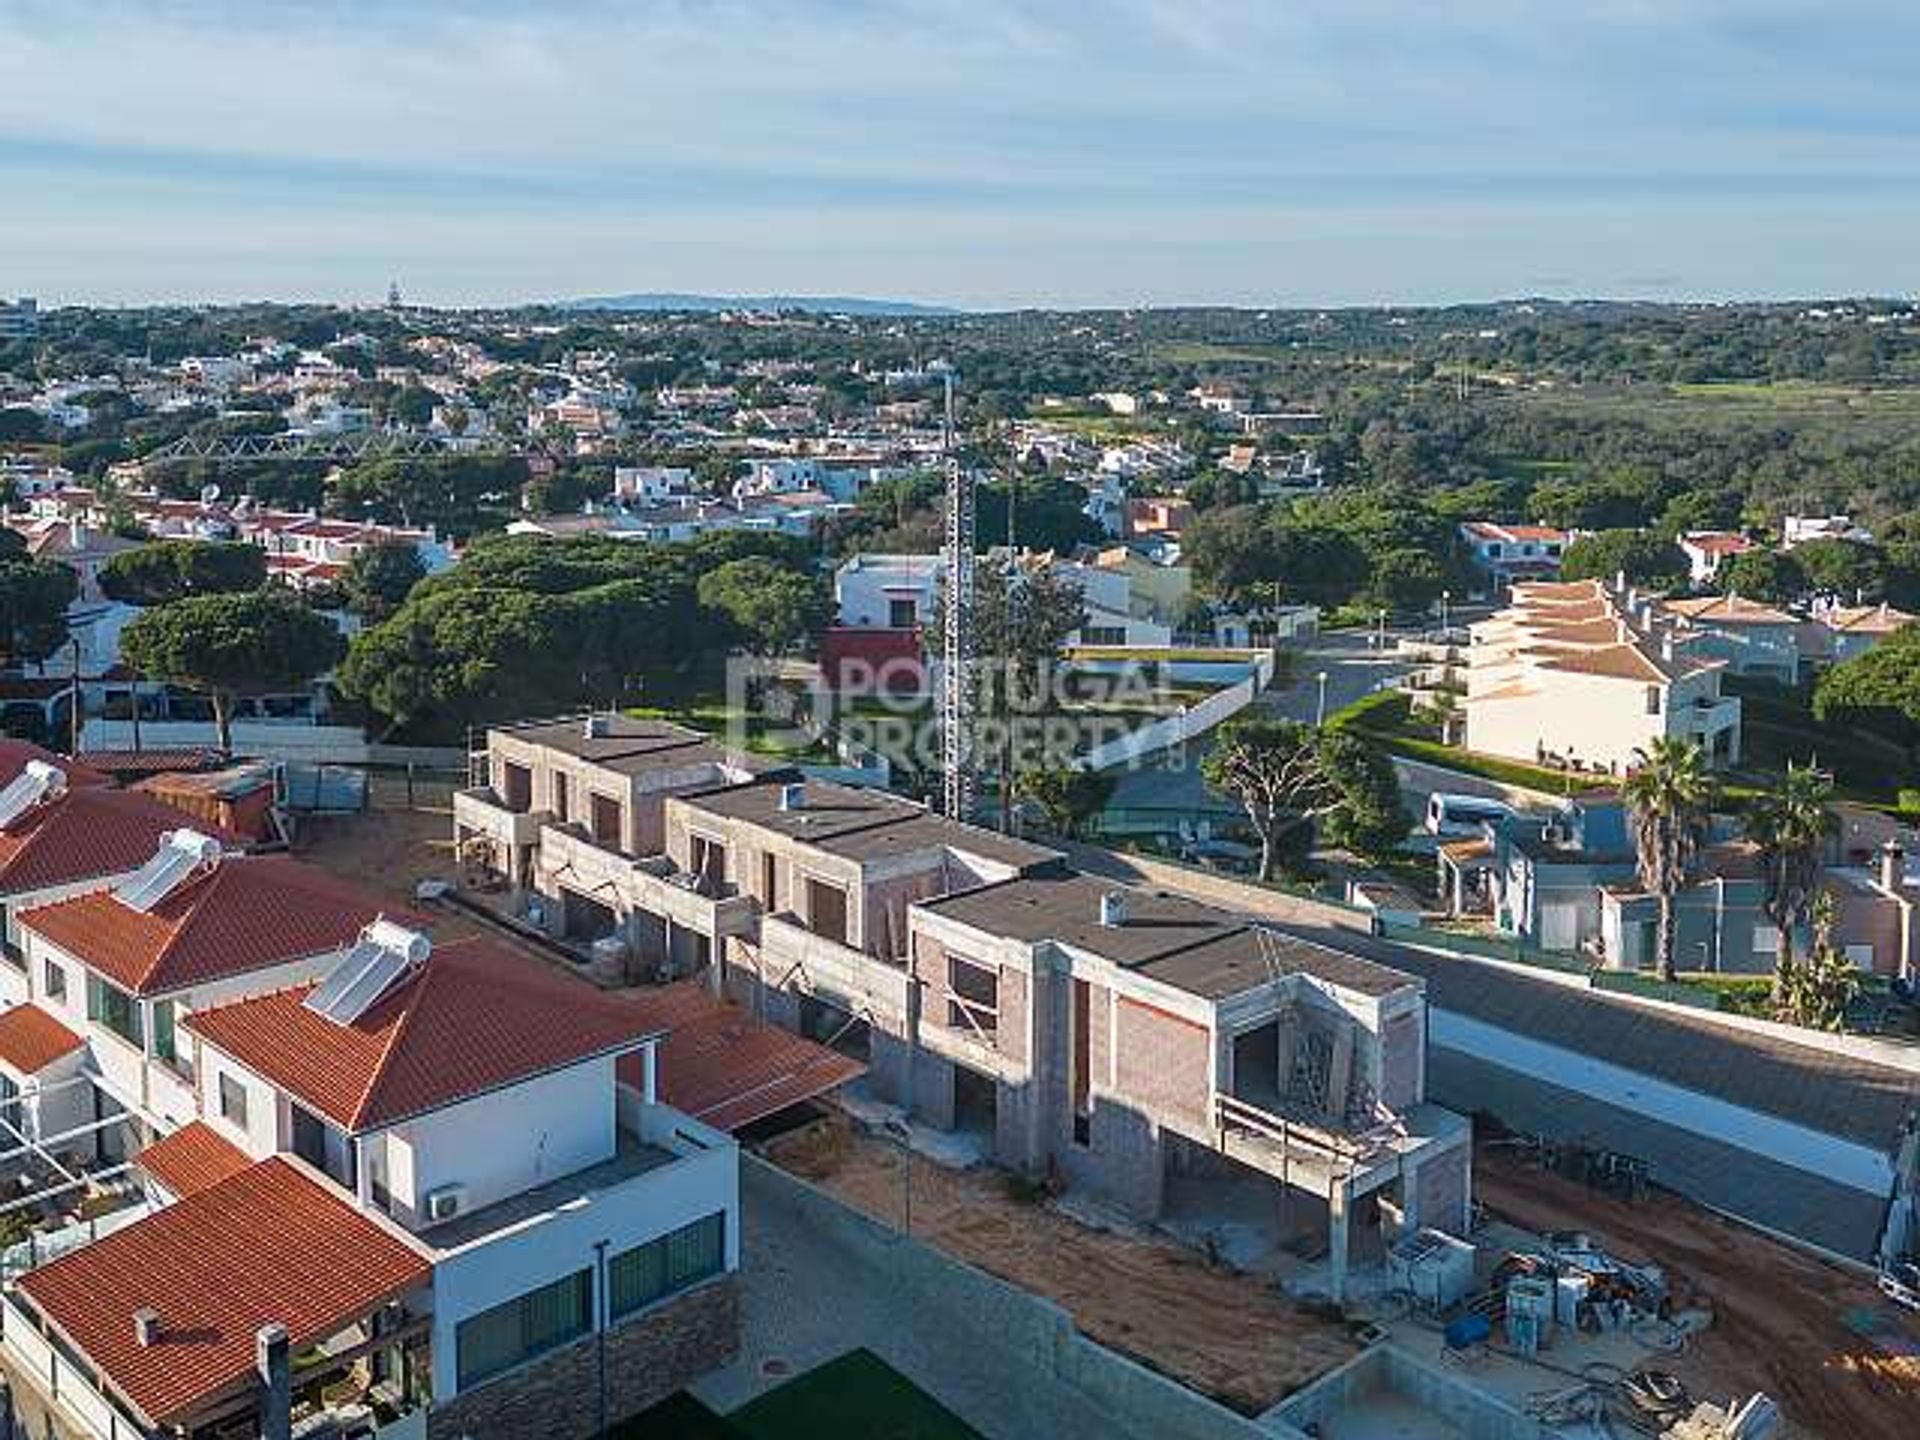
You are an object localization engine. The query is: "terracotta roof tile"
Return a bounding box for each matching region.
[614,980,867,1131]
[1538,643,1669,683]
[185,937,658,1132]
[17,1158,429,1427]
[135,1121,252,1199]
[0,1004,83,1075]
[0,788,240,897]
[20,855,397,998]
[1663,594,1796,626]
[0,739,108,791]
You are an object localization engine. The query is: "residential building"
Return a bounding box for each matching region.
[0,296,38,342]
[1782,514,1873,549]
[1803,600,1917,665]
[1657,593,1801,682]
[834,554,941,631]
[0,929,745,1440]
[1457,522,1571,588]
[1677,530,1755,585]
[612,465,697,506]
[1462,580,1741,771]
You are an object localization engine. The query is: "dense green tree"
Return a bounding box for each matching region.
[1201,716,1338,881]
[1719,548,1808,604]
[697,556,829,656]
[341,541,428,621]
[1790,538,1886,603]
[1813,627,1920,729]
[0,560,78,667]
[327,455,531,537]
[1559,530,1689,588]
[1014,766,1114,839]
[1312,728,1411,859]
[99,540,266,606]
[121,590,344,754]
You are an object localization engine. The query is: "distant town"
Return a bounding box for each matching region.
[0,291,1914,1440]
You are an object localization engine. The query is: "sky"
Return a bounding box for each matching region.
[2,1,1916,310]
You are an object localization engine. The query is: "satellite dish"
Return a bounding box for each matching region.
[200,483,222,504]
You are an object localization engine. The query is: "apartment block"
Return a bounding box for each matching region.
[1463,579,1741,772]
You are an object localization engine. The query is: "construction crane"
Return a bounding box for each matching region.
[140,430,510,465]
[939,371,976,822]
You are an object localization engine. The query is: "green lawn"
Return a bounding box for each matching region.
[730,1350,983,1440]
[606,1352,980,1440]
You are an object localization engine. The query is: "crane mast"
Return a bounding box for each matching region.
[939,372,976,820]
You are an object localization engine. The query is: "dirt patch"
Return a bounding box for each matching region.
[1475,1145,1920,1440]
[759,1109,1356,1415]
[290,775,488,939]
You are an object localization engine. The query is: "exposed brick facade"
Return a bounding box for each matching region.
[426,1277,738,1440]
[1112,997,1211,1134]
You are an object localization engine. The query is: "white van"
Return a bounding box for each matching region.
[1425,792,1516,838]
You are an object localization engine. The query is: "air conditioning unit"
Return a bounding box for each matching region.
[424,1184,466,1223]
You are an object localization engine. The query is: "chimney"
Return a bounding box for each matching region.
[778,781,807,812]
[256,1322,291,1440]
[1880,839,1905,893]
[1099,890,1128,928]
[582,713,610,739]
[133,1308,162,1347]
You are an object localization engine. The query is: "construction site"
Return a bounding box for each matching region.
[278,751,1920,1440]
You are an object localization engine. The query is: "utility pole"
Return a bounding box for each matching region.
[940,373,976,823]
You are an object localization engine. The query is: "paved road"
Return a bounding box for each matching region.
[1258,627,1413,725]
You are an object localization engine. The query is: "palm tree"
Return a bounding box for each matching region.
[1743,761,1836,985]
[1621,737,1717,981]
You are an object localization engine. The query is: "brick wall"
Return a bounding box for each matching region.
[1380,1008,1422,1111]
[427,1277,738,1440]
[1415,1144,1471,1236]
[1112,997,1211,1134]
[997,967,1029,1067]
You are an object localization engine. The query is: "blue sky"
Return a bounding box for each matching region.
[2,1,1915,309]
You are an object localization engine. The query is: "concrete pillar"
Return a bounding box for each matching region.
[256,1322,291,1440]
[1273,1010,1300,1106]
[1328,1182,1350,1306]
[641,1043,658,1105]
[1325,1018,1354,1125]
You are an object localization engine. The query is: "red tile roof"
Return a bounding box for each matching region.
[0,1004,83,1075]
[0,739,108,791]
[614,980,867,1131]
[184,937,658,1132]
[19,855,395,998]
[135,1121,252,1199]
[17,1158,429,1427]
[0,788,240,896]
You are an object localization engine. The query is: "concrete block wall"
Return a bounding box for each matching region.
[1414,1143,1472,1235]
[744,1156,1279,1440]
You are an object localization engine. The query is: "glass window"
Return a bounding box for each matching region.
[152,999,178,1063]
[608,1213,725,1320]
[86,976,143,1048]
[218,1072,249,1128]
[455,1269,593,1389]
[42,959,66,1002]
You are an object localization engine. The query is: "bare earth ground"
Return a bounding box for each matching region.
[1474,1148,1920,1440]
[759,1109,1358,1415]
[290,775,489,939]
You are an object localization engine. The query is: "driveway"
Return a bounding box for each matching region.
[1259,628,1412,726]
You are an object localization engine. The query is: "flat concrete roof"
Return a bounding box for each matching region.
[813,814,1061,871]
[922,871,1416,1001]
[680,776,923,841]
[492,715,771,778]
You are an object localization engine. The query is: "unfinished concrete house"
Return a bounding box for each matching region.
[453,715,780,978]
[455,721,1471,1297]
[911,872,1470,1299]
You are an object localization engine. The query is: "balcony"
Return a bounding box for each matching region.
[758,912,912,1024]
[452,786,545,849]
[537,826,758,943]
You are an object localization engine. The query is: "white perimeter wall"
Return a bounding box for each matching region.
[1430,1009,1891,1196]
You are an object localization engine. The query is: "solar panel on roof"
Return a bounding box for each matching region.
[324,947,410,1024]
[113,831,222,913]
[300,938,386,1017]
[0,761,65,830]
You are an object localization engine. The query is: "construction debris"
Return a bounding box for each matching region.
[1662,1392,1781,1440]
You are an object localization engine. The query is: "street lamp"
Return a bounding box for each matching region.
[1440,589,1452,640]
[881,1117,913,1238]
[1315,670,1330,727]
